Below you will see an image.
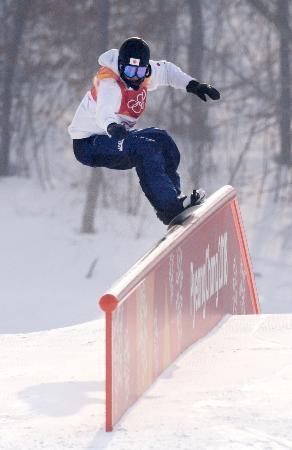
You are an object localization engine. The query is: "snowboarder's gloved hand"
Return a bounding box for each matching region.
[186,80,220,102]
[107,123,128,140]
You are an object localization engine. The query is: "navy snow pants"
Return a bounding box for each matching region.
[73,128,184,224]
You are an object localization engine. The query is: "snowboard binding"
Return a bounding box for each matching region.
[167,188,206,229]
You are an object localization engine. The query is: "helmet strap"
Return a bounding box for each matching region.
[145,63,152,78]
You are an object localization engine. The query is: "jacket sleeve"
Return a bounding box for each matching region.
[95,78,122,132]
[148,60,194,91]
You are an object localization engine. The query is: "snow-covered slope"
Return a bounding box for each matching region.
[1,314,292,450]
[1,177,292,449]
[0,177,164,333]
[1,176,291,334]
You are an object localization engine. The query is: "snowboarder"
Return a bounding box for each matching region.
[68,37,220,225]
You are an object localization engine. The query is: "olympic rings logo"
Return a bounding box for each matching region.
[127,89,147,114]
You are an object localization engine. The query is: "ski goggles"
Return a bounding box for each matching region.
[123,65,148,79]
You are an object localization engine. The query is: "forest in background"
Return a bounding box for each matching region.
[0,0,291,233]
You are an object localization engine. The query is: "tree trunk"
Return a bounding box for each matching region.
[81,1,110,233]
[188,0,208,184]
[247,0,291,166]
[277,0,291,165]
[0,1,31,176]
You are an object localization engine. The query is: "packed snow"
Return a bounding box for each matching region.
[1,315,292,449]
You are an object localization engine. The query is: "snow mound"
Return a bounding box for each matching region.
[1,314,292,449]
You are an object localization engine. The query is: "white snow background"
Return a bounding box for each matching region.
[1,174,292,449]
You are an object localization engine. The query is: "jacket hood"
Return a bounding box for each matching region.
[98,49,119,74]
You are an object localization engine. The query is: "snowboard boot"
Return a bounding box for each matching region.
[155,194,186,225]
[156,189,205,225]
[165,188,206,228]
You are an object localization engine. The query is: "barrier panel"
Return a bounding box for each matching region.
[99,185,260,431]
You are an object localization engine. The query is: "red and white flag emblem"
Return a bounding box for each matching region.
[130,57,140,66]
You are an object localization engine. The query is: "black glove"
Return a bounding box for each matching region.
[186,80,220,102]
[107,123,128,140]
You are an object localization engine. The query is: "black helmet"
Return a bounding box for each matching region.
[119,37,150,66]
[118,37,151,90]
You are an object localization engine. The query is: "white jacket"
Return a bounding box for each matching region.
[68,49,193,139]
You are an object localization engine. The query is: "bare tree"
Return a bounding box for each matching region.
[247,0,291,165]
[80,0,110,233]
[187,0,209,184]
[0,0,31,176]
[277,0,291,165]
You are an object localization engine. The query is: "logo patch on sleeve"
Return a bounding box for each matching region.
[130,58,140,66]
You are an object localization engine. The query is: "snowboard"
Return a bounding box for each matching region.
[167,190,206,229]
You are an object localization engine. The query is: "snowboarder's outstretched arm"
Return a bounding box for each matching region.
[186,79,220,102]
[148,59,220,101]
